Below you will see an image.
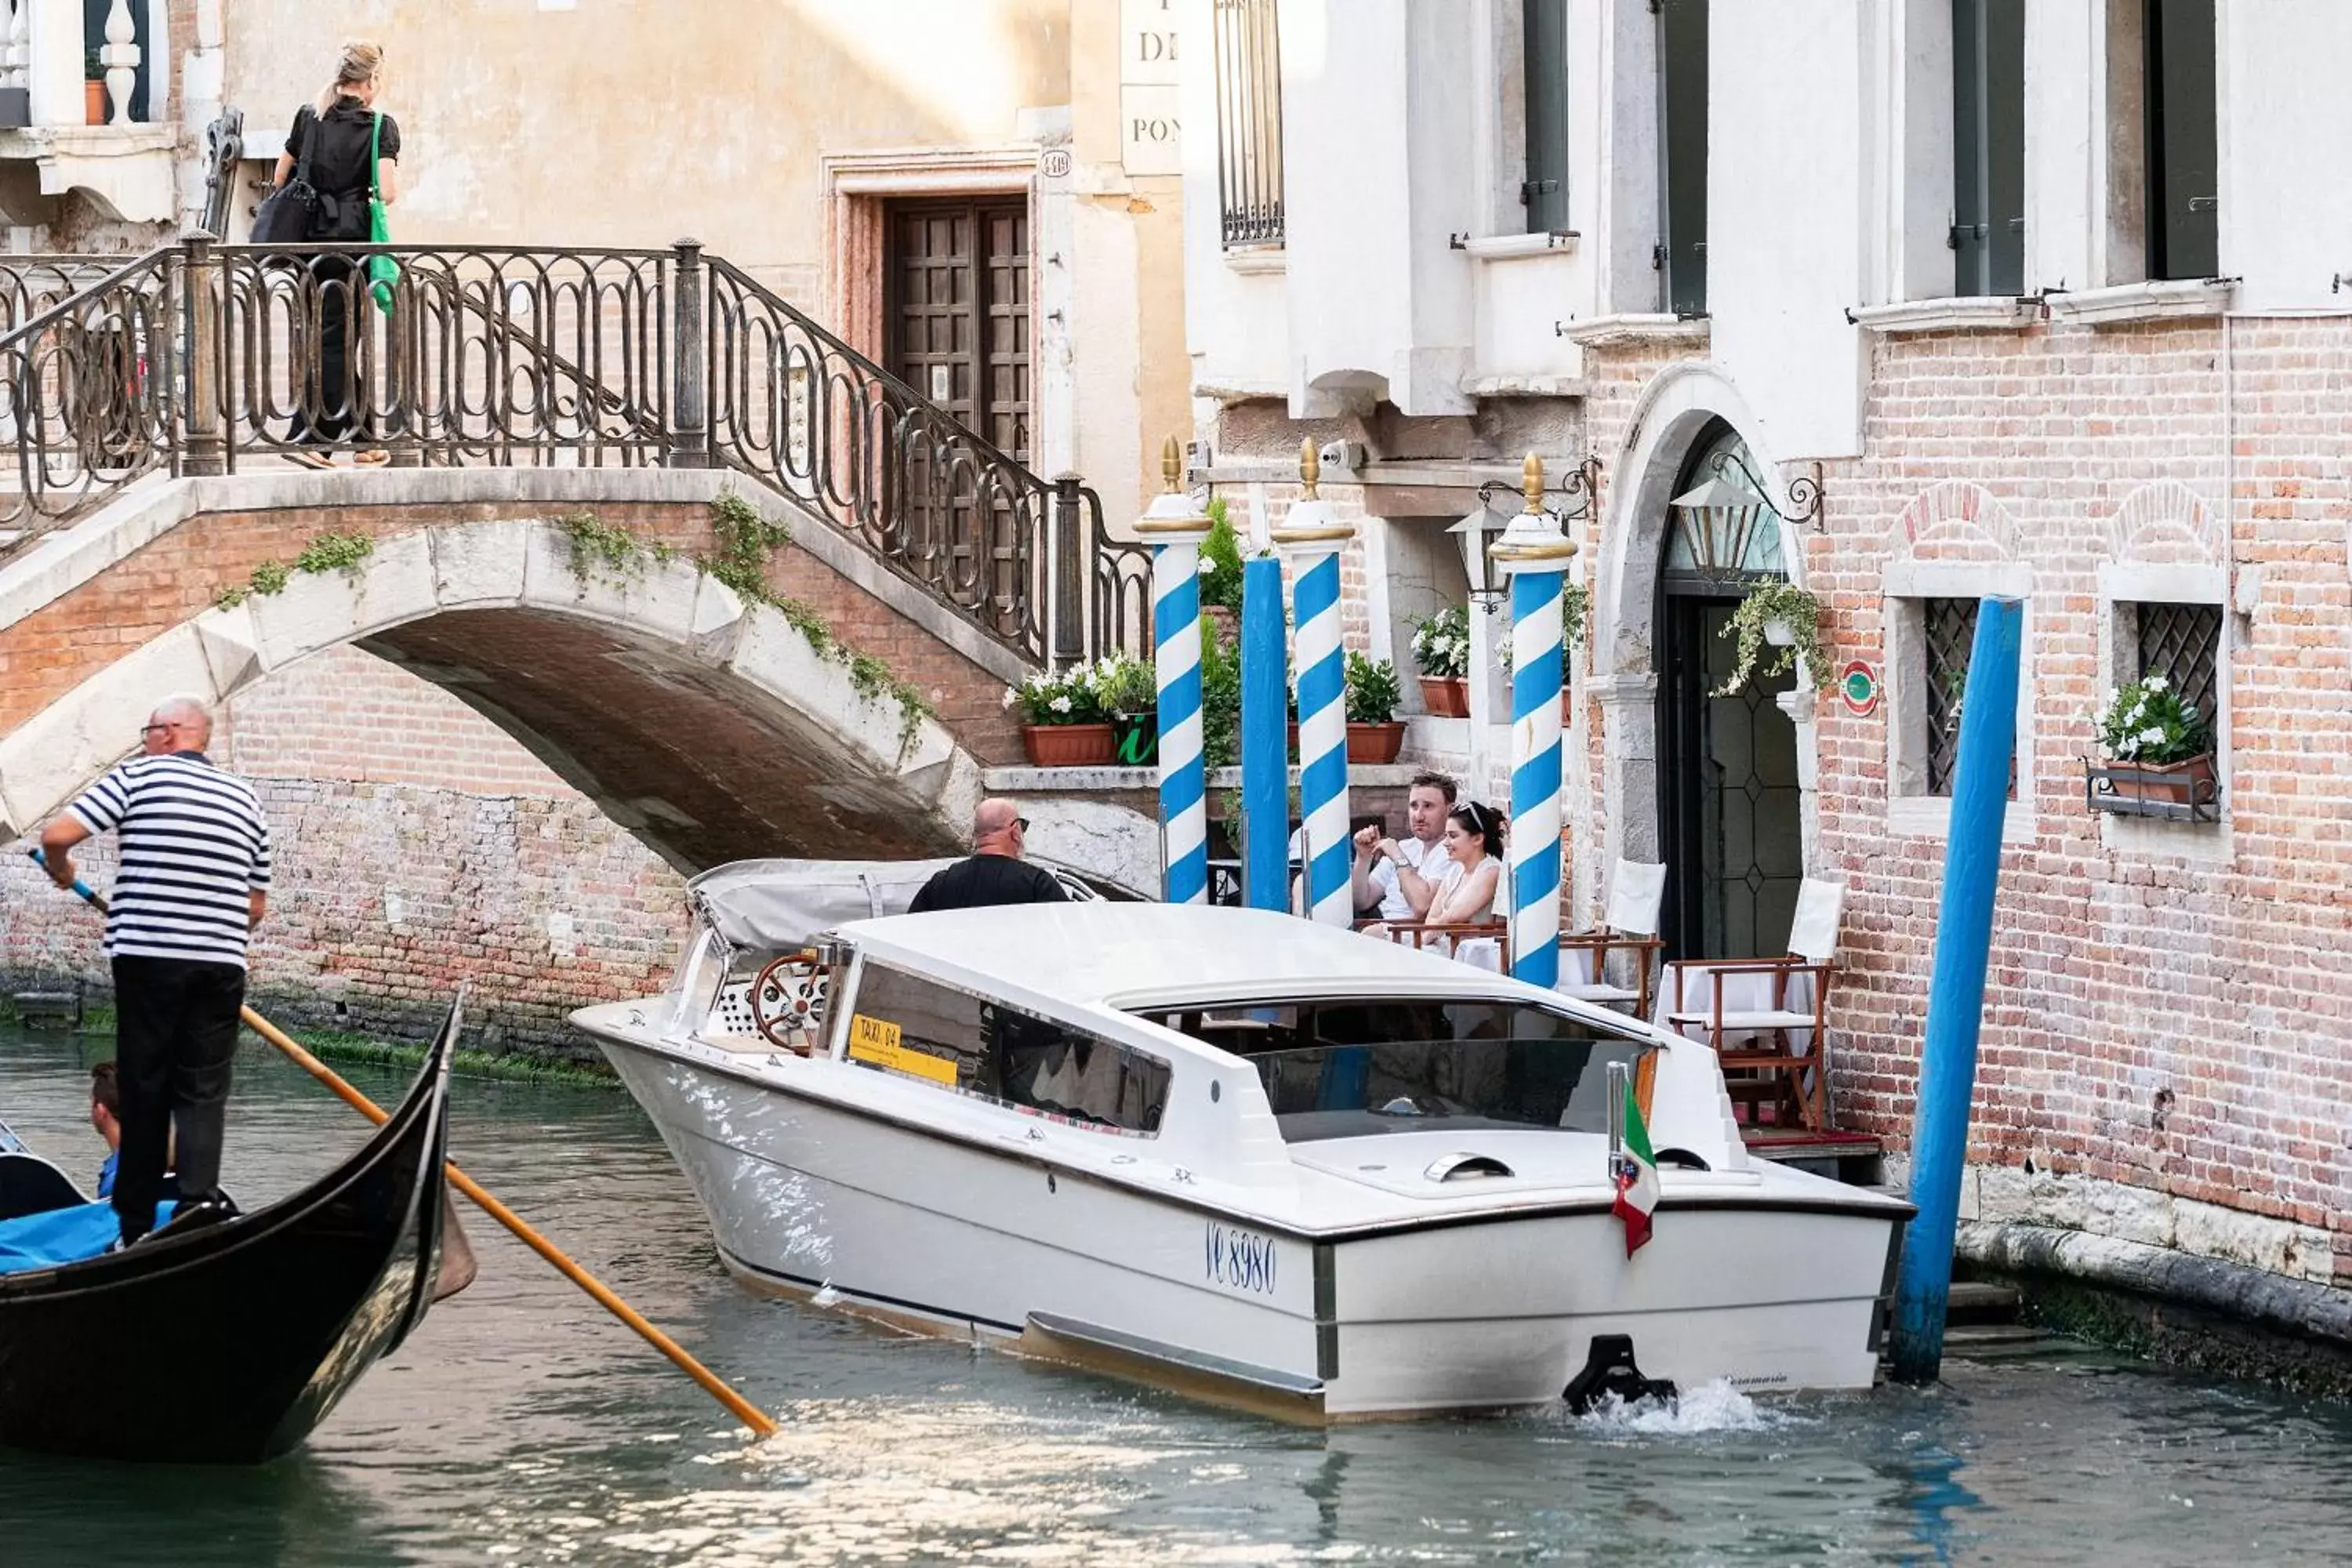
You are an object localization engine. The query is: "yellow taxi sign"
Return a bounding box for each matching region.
[847,1014,959,1087]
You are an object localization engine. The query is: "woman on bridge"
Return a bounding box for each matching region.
[272,41,401,469]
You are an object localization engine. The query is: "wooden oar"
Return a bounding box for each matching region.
[31,851,779,1439]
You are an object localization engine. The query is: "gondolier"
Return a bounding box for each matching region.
[38,694,272,1245]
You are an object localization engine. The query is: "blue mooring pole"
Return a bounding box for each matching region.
[1240,554,1289,910]
[1889,594,2024,1383]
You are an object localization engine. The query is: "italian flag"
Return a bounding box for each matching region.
[1613,1078,1659,1257]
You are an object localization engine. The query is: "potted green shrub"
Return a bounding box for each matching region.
[1007,664,1115,766]
[1344,652,1405,764]
[2089,673,2215,814]
[1196,497,1246,644]
[1093,651,1160,767]
[1410,604,1472,717]
[1715,582,1833,697]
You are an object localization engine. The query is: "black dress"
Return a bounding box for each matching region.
[281,99,403,445]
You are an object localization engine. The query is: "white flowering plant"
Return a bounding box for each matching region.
[2093,673,2209,765]
[1410,604,1472,680]
[1006,664,1108,727]
[1090,651,1159,717]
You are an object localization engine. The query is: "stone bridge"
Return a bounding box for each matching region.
[0,238,1178,896]
[0,465,1149,880]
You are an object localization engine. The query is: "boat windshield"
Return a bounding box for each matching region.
[1138,997,1655,1142]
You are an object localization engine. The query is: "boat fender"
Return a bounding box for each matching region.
[1562,1333,1677,1414]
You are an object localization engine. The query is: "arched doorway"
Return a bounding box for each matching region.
[1654,421,1802,960]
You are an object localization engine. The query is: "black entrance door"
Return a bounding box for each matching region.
[1657,590,1802,960]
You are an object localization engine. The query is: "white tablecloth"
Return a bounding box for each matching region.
[1652,961,1819,1059]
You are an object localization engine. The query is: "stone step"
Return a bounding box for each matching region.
[1946,1280,2022,1324]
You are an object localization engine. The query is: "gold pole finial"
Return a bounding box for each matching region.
[1521,452,1546,514]
[1160,434,1183,493]
[1298,437,1321,500]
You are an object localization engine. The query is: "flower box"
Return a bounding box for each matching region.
[2085,753,2218,821]
[1418,676,1470,717]
[1346,721,1406,764]
[1022,723,1117,767]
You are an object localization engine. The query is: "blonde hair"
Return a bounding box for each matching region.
[313,41,383,117]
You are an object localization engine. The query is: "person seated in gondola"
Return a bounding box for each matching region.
[89,1061,122,1198]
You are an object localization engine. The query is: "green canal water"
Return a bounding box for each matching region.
[2,1025,2350,1566]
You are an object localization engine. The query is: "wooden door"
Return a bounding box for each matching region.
[884,198,1031,616]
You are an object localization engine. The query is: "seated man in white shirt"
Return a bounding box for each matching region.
[1350,771,1457,923]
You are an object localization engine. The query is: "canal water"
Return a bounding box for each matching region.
[2,1025,2350,1566]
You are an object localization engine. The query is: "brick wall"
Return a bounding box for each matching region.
[1566,317,2352,1281]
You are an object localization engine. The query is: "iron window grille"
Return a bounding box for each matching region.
[1923,597,1979,794]
[1214,0,1286,249]
[2134,600,2221,731]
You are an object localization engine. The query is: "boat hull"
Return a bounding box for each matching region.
[0,1004,458,1464]
[601,1035,1902,1420]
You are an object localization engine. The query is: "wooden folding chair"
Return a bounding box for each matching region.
[1556,858,1666,1015]
[1370,917,1512,969]
[1663,878,1846,1130]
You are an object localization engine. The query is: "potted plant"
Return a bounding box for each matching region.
[85,51,107,127]
[2089,673,2215,814]
[1092,651,1160,768]
[1715,582,1833,697]
[1344,652,1405,764]
[1410,604,1472,717]
[1495,583,1589,720]
[1007,665,1116,767]
[1196,497,1246,644]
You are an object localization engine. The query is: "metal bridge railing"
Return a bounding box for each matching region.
[0,236,1149,666]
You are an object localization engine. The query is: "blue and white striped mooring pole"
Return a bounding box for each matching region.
[1495,454,1576,988]
[1889,595,2024,1383]
[1274,441,1357,926]
[1139,437,1214,905]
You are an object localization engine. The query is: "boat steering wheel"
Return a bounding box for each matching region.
[748,950,828,1054]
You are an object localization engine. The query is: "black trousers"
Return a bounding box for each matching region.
[111,956,244,1239]
[289,255,361,444]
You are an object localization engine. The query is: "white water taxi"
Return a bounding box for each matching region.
[572,858,1911,1420]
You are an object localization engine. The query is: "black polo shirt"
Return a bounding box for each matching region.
[906,855,1068,914]
[284,98,401,230]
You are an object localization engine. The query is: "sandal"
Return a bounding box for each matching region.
[353,448,390,466]
[287,448,335,471]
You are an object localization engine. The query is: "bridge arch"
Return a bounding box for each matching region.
[0,481,1014,872]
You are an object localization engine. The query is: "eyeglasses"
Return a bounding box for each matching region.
[139,722,174,736]
[1014,817,1031,833]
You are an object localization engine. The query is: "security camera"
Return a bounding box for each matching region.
[1317,440,1367,473]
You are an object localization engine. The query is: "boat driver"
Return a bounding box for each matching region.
[908,798,1070,913]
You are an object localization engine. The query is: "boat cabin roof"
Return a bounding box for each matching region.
[838,902,1542,1017]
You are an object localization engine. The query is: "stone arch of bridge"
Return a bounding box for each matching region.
[0,514,994,873]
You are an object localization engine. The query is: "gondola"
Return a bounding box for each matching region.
[0,995,461,1464]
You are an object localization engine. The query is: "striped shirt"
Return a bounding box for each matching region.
[66,752,272,969]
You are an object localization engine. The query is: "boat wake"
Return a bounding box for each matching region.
[1575,1377,1796,1436]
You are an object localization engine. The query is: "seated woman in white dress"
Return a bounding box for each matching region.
[1366,802,1506,955]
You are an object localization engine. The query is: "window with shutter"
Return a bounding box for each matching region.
[1657,0,1708,314]
[1952,0,2026,296]
[1521,0,1570,233]
[1214,0,1287,250]
[2145,0,2218,279]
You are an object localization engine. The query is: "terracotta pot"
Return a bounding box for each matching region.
[1022,722,1117,767]
[2103,753,2217,808]
[85,80,107,126]
[1345,721,1406,765]
[1417,675,1470,718]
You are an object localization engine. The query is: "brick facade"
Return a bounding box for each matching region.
[1566,317,2352,1282]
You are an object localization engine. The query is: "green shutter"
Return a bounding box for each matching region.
[1952,0,2024,296]
[1659,0,1708,315]
[1522,0,1570,233]
[2147,0,2219,280]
